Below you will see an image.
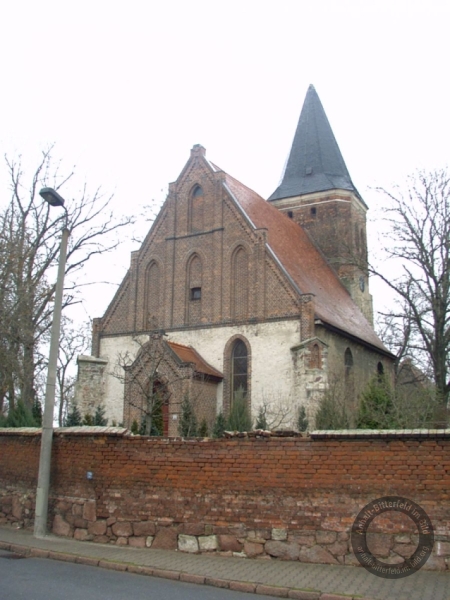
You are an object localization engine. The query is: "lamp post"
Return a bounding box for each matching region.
[34,187,70,538]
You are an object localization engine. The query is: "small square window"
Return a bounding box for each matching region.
[190,287,201,300]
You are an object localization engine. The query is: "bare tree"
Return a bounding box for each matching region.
[112,334,182,435]
[254,393,294,430]
[0,146,134,412]
[371,168,450,406]
[56,317,91,426]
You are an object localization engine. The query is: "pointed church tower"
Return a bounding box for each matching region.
[269,85,373,324]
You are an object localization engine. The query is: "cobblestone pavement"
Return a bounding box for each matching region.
[0,526,449,600]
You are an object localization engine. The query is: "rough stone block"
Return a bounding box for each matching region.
[73,528,90,541]
[218,534,242,552]
[133,521,156,537]
[73,517,88,529]
[72,504,83,516]
[244,541,265,557]
[88,520,107,536]
[129,536,146,547]
[11,497,22,520]
[315,531,336,544]
[112,521,133,537]
[83,500,96,522]
[178,534,199,553]
[266,541,300,560]
[299,545,338,565]
[248,528,271,540]
[436,541,450,556]
[146,536,154,547]
[422,554,446,570]
[327,540,348,557]
[182,523,205,536]
[52,514,71,537]
[152,528,178,550]
[199,535,218,551]
[366,533,393,557]
[289,533,316,547]
[394,534,411,544]
[393,544,416,558]
[116,537,128,546]
[272,528,288,541]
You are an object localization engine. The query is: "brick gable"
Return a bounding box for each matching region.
[96,148,302,338]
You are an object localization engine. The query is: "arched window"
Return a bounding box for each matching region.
[145,261,160,329]
[231,246,249,319]
[189,185,204,233]
[344,348,353,378]
[377,361,384,381]
[231,339,248,401]
[187,254,202,324]
[309,343,321,369]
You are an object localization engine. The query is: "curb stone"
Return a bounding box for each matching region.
[0,539,432,600]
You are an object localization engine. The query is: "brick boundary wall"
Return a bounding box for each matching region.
[0,428,449,570]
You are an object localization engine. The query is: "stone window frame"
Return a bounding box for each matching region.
[344,347,353,378]
[185,251,203,324]
[230,243,251,321]
[188,184,204,233]
[223,334,252,416]
[144,259,162,330]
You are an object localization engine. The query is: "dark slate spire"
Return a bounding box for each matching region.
[269,85,359,201]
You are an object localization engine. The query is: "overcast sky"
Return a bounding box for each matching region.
[1,0,448,324]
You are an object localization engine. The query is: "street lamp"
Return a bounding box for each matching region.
[34,188,70,538]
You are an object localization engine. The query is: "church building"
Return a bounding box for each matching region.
[75,85,394,434]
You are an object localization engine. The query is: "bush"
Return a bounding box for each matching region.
[357,375,398,429]
[198,418,209,437]
[212,412,226,438]
[32,399,43,426]
[0,401,38,427]
[227,387,252,432]
[297,405,308,431]
[255,406,267,430]
[64,403,82,426]
[83,413,94,426]
[315,393,351,430]
[178,395,198,437]
[93,405,108,426]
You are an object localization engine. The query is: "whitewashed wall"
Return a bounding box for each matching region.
[98,319,305,428]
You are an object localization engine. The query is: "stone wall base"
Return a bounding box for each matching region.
[3,493,447,571]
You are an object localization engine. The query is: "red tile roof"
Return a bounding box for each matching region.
[222,172,389,353]
[167,341,223,378]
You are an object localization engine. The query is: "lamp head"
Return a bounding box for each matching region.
[39,187,65,207]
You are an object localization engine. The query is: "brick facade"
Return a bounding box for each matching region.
[76,143,392,428]
[1,429,449,570]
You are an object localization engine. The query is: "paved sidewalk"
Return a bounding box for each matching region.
[0,526,449,600]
